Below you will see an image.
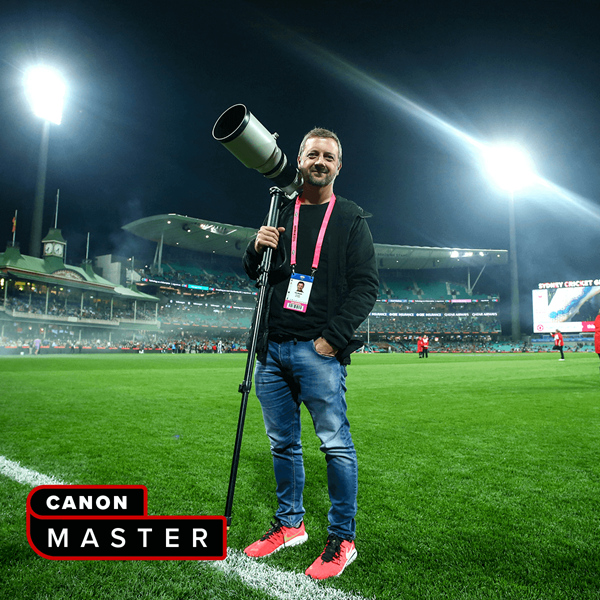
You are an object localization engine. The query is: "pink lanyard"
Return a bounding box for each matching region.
[290,194,336,274]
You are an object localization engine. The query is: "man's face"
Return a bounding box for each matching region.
[298,137,341,188]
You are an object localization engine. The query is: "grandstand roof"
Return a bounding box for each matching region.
[123,214,508,270]
[0,243,158,301]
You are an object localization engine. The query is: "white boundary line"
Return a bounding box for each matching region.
[215,548,368,600]
[1,455,369,600]
[0,456,66,486]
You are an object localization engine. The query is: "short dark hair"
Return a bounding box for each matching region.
[298,128,342,163]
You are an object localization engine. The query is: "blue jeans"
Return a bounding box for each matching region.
[254,339,358,540]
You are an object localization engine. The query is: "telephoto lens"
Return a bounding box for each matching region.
[212,104,303,196]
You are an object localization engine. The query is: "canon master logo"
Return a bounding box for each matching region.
[27,485,226,560]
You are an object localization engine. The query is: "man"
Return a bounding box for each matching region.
[242,128,379,579]
[422,335,429,358]
[553,329,565,361]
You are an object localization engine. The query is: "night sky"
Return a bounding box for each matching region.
[1,0,599,333]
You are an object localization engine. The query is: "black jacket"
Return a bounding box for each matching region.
[243,195,379,364]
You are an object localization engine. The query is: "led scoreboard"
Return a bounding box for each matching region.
[532,278,600,333]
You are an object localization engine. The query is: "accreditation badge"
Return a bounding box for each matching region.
[283,272,314,313]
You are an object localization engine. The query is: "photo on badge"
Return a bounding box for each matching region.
[283,273,314,313]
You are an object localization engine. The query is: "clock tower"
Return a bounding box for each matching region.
[42,228,66,260]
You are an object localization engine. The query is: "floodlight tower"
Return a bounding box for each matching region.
[25,66,65,257]
[484,145,535,343]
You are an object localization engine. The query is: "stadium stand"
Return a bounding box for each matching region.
[1,234,517,355]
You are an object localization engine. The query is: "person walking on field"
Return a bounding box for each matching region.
[553,329,565,361]
[417,335,423,358]
[242,127,379,580]
[422,334,429,358]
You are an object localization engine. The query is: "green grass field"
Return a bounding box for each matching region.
[1,352,599,599]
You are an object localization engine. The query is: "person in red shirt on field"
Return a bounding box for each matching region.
[422,335,430,359]
[553,329,565,361]
[417,336,423,358]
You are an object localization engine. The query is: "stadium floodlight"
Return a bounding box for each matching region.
[483,145,535,192]
[24,66,66,125]
[483,144,536,343]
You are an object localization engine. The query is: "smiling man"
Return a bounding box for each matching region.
[242,127,379,579]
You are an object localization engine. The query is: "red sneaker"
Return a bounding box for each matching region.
[244,520,308,558]
[305,534,357,579]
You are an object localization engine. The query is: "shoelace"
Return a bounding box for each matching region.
[260,521,282,541]
[320,534,343,562]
